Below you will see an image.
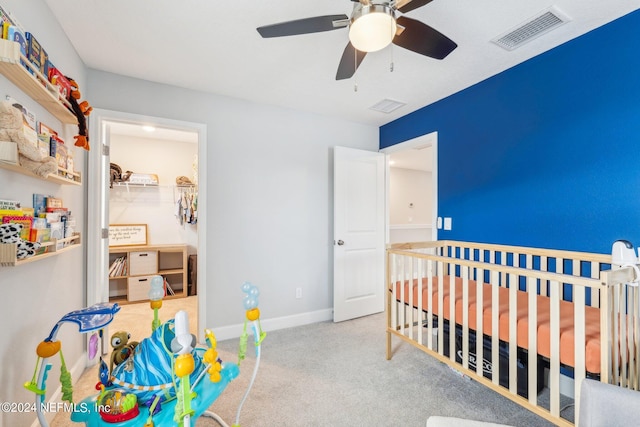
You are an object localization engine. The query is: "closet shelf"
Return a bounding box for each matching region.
[0,233,81,267]
[0,38,77,124]
[111,182,159,188]
[0,159,82,185]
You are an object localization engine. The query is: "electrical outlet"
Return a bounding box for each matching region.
[296,287,302,299]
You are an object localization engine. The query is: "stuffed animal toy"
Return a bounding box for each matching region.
[110,163,122,188]
[0,101,57,178]
[65,76,91,151]
[110,331,139,373]
[0,223,41,259]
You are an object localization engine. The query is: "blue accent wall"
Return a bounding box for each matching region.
[380,10,640,254]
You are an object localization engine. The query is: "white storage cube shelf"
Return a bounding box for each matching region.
[108,244,188,303]
[129,250,158,275]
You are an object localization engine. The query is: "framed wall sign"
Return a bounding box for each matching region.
[108,224,148,247]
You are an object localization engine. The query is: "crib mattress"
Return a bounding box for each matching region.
[394,276,602,374]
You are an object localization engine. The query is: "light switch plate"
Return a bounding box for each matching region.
[437,217,443,229]
[444,217,452,230]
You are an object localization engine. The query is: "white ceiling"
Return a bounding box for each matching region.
[390,145,432,172]
[108,121,198,144]
[44,0,638,127]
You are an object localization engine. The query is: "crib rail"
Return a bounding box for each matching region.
[386,241,637,427]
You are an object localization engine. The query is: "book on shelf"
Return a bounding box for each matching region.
[109,256,128,277]
[164,277,175,296]
[32,193,48,217]
[2,215,32,240]
[0,198,20,210]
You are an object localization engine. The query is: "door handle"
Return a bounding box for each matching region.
[337,240,344,246]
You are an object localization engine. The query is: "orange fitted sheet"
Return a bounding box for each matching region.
[394,276,602,373]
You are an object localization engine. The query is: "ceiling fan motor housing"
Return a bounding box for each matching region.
[349,4,397,52]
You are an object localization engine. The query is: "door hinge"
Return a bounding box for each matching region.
[101,228,109,239]
[102,144,110,156]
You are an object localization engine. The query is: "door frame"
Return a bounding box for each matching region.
[380,131,438,243]
[88,109,207,340]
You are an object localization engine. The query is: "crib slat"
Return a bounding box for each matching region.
[528,276,538,404]
[599,283,610,384]
[476,268,484,377]
[427,261,434,351]
[417,256,423,346]
[410,257,416,341]
[438,261,444,356]
[492,270,500,386]
[400,255,406,336]
[613,285,620,385]
[550,280,561,418]
[574,284,586,407]
[508,273,517,395]
[387,253,394,360]
[631,288,640,390]
[628,287,636,389]
[462,265,469,370]
[540,256,548,297]
[449,271,456,363]
[591,262,600,308]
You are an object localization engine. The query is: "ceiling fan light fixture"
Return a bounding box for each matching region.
[349,5,397,53]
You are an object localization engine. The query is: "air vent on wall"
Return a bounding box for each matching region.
[492,6,571,51]
[369,99,406,114]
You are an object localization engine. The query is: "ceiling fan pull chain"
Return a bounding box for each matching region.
[390,42,395,73]
[353,47,358,92]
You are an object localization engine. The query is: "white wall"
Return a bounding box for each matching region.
[87,70,379,331]
[0,1,87,426]
[389,167,433,243]
[109,134,198,251]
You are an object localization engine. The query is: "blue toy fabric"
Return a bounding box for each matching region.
[110,319,206,403]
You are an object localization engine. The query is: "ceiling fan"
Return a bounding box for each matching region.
[256,0,457,80]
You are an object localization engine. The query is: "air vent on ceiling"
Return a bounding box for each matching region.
[492,6,570,51]
[369,99,406,114]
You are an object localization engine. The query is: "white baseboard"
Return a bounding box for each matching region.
[30,353,88,427]
[213,308,333,341]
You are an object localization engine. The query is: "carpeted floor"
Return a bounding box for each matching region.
[53,299,562,427]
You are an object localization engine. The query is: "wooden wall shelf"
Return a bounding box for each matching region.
[0,160,81,185]
[0,38,76,124]
[0,233,81,267]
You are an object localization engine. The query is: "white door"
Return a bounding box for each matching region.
[333,146,385,322]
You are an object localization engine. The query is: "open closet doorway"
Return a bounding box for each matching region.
[87,109,207,352]
[381,131,438,244]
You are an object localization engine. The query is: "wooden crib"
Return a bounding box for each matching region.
[386,240,640,427]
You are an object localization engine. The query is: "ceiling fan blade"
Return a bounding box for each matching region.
[257,14,349,38]
[336,42,367,80]
[396,0,434,14]
[392,16,457,59]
